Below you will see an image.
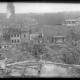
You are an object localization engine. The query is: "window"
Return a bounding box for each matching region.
[14,34,16,37]
[0,46,1,48]
[15,40,16,43]
[18,39,19,43]
[12,40,13,43]
[17,34,19,37]
[24,35,26,37]
[11,35,13,37]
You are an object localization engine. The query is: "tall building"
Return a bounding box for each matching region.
[10,28,21,45]
[21,28,30,43]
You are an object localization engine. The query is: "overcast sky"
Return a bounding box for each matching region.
[0,3,80,13]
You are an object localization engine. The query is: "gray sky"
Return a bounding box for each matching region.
[0,3,80,13]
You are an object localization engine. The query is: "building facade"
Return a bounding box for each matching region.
[10,33,21,44]
[3,27,30,46]
[30,33,40,41]
[64,19,80,26]
[3,28,11,43]
[21,28,30,43]
[53,36,66,44]
[10,28,21,45]
[2,41,11,50]
[3,27,21,45]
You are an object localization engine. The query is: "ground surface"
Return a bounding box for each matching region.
[0,60,79,78]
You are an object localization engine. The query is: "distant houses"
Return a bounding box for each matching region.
[0,17,80,51]
[28,25,68,45]
[63,18,80,26]
[31,32,43,44]
[41,18,80,45]
[52,36,66,44]
[0,38,11,50]
[41,25,67,44]
[30,32,40,41]
[2,41,11,50]
[65,19,77,26]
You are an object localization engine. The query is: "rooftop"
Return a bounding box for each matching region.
[66,19,77,21]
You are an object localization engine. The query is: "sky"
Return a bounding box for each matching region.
[0,3,80,13]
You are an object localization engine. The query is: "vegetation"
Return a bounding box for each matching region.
[19,26,80,64]
[61,27,80,64]
[30,43,48,61]
[21,42,48,61]
[1,11,80,77]
[1,11,80,64]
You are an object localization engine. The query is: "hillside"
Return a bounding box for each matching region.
[0,11,80,27]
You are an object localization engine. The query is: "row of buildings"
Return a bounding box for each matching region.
[0,15,40,50]
[0,27,66,51]
[42,18,80,45]
[0,18,80,50]
[0,26,42,50]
